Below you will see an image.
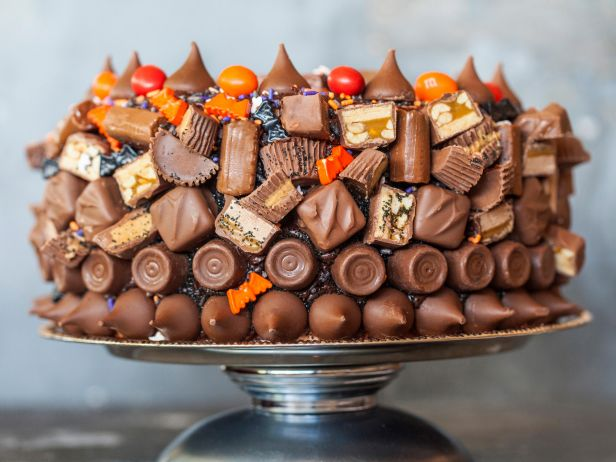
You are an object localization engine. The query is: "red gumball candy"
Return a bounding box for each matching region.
[484,82,503,102]
[131,65,167,96]
[328,66,365,96]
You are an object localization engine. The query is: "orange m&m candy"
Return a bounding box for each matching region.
[217,65,258,97]
[414,72,458,102]
[91,71,117,99]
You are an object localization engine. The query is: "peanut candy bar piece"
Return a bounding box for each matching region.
[364,184,416,248]
[41,229,91,268]
[426,90,484,145]
[469,201,514,245]
[58,133,110,182]
[443,116,502,167]
[523,139,557,177]
[93,208,158,259]
[215,200,279,254]
[337,102,396,149]
[113,152,164,207]
[239,171,303,223]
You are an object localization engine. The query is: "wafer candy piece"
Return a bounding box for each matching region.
[469,201,514,245]
[215,200,279,254]
[113,152,164,207]
[523,139,557,177]
[176,105,219,157]
[468,164,513,211]
[443,116,501,167]
[240,171,302,223]
[337,102,396,149]
[555,135,591,166]
[426,91,483,144]
[41,230,91,268]
[431,146,484,193]
[496,121,523,196]
[364,184,415,247]
[58,133,110,182]
[218,120,260,196]
[339,148,388,197]
[102,106,165,149]
[93,208,158,259]
[280,94,330,140]
[388,109,431,184]
[259,137,327,183]
[545,225,585,277]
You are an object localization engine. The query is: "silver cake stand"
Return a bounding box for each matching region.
[40,310,591,462]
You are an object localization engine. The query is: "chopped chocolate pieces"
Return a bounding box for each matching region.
[102,106,165,149]
[515,107,566,141]
[43,171,87,230]
[513,177,551,246]
[176,104,219,157]
[364,184,415,248]
[389,109,431,184]
[93,208,158,259]
[217,120,260,196]
[259,137,327,184]
[280,94,330,140]
[337,102,396,149]
[443,116,502,168]
[113,151,164,207]
[496,121,523,195]
[468,164,513,211]
[41,230,91,268]
[431,146,484,194]
[523,139,557,177]
[339,148,388,197]
[240,171,302,223]
[58,132,110,182]
[545,225,585,277]
[75,178,127,240]
[555,135,591,166]
[426,91,483,145]
[469,201,514,245]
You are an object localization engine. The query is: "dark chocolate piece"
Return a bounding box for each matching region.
[239,171,303,223]
[252,291,307,342]
[164,42,215,94]
[176,105,219,157]
[443,116,501,168]
[332,244,386,297]
[109,51,141,99]
[259,137,327,184]
[444,242,495,292]
[193,239,247,291]
[41,230,91,268]
[81,249,132,294]
[258,44,309,96]
[309,294,361,340]
[456,56,494,104]
[530,289,582,323]
[264,238,317,290]
[364,184,416,248]
[469,201,514,245]
[513,177,551,246]
[363,49,415,101]
[59,292,114,336]
[103,106,165,149]
[43,171,87,230]
[102,288,156,339]
[491,64,522,110]
[280,94,330,139]
[338,102,396,149]
[545,225,585,277]
[431,145,484,194]
[52,260,86,294]
[58,133,110,181]
[490,240,531,289]
[463,289,513,334]
[363,288,414,339]
[201,296,251,343]
[468,164,512,211]
[151,294,201,341]
[500,289,549,329]
[388,109,431,184]
[426,91,483,144]
[93,208,158,259]
[387,244,447,294]
[496,121,523,196]
[132,244,189,294]
[526,244,556,290]
[415,288,466,336]
[75,178,127,240]
[113,151,165,207]
[339,148,388,197]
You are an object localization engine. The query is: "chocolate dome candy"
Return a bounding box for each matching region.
[59,291,114,336]
[253,291,307,342]
[52,260,86,294]
[500,289,549,329]
[193,239,247,291]
[265,238,318,290]
[102,288,155,339]
[164,42,215,94]
[151,294,201,341]
[109,51,141,100]
[531,289,581,323]
[387,244,447,294]
[332,244,386,297]
[463,289,513,334]
[513,177,552,246]
[308,294,361,340]
[444,243,495,292]
[456,56,493,104]
[363,49,415,102]
[526,244,556,290]
[131,244,188,295]
[258,44,308,96]
[81,249,132,295]
[363,288,414,339]
[201,296,251,343]
[490,240,531,289]
[415,288,466,336]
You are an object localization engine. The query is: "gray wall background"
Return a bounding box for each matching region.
[0,0,614,410]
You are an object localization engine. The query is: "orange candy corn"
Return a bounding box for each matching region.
[227,272,273,314]
[414,72,458,102]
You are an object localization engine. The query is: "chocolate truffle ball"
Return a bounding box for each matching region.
[415,288,466,336]
[152,294,201,341]
[193,239,247,290]
[59,291,114,336]
[309,294,361,340]
[490,240,531,289]
[132,244,188,294]
[387,244,447,294]
[253,291,307,342]
[102,288,156,339]
[201,296,251,343]
[364,288,415,339]
[500,289,550,329]
[332,244,386,296]
[265,238,318,290]
[463,289,514,334]
[81,249,132,295]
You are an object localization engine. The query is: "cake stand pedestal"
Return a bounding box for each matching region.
[40,310,591,462]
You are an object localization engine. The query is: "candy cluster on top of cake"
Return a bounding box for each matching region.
[27,42,589,343]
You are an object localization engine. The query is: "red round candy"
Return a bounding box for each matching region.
[485,82,503,102]
[131,65,167,96]
[328,66,365,96]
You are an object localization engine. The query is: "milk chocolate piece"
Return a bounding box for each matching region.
[215,200,279,254]
[26,141,47,169]
[490,240,531,289]
[201,296,251,343]
[43,171,87,230]
[338,102,396,149]
[71,100,96,131]
[526,244,556,290]
[75,178,127,240]
[388,109,431,183]
[523,139,557,177]
[258,44,309,96]
[339,148,388,197]
[280,94,330,140]
[545,225,585,277]
[456,56,494,104]
[103,106,165,148]
[52,260,86,294]
[363,288,414,339]
[240,171,303,223]
[40,292,82,324]
[41,230,91,268]
[150,187,216,252]
[431,145,484,193]
[151,294,201,341]
[387,244,447,294]
[259,137,327,184]
[513,177,551,246]
[515,108,565,142]
[463,289,514,334]
[176,105,219,157]
[426,91,483,144]
[296,180,366,252]
[416,288,466,336]
[193,239,247,290]
[309,294,361,340]
[530,289,581,323]
[469,164,513,211]
[264,238,317,290]
[413,184,470,249]
[109,51,140,99]
[113,152,164,207]
[443,116,501,168]
[364,184,416,248]
[58,133,109,181]
[93,208,158,259]
[363,49,415,101]
[496,121,523,196]
[491,64,522,110]
[543,173,559,215]
[217,120,260,196]
[555,135,591,166]
[444,243,495,292]
[500,289,549,329]
[253,291,307,342]
[554,194,571,229]
[59,292,114,337]
[103,288,155,339]
[469,201,514,245]
[81,249,131,294]
[332,244,386,297]
[29,207,57,281]
[132,244,189,294]
[164,42,216,94]
[30,294,55,317]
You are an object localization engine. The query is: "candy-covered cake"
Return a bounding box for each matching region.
[27,43,589,343]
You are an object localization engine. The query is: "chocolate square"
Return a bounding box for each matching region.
[280,94,330,140]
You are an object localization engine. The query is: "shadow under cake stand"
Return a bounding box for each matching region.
[40,310,591,462]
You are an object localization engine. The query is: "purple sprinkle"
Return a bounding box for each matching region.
[212,156,220,163]
[268,88,274,100]
[319,91,328,96]
[303,90,318,96]
[75,229,84,237]
[107,297,116,311]
[237,94,246,101]
[140,101,148,109]
[221,116,231,123]
[405,186,416,194]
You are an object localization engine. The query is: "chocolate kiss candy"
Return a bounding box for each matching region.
[526,244,556,290]
[258,44,309,96]
[131,244,188,294]
[331,244,386,296]
[29,294,55,317]
[102,288,156,339]
[193,239,247,291]
[415,288,466,336]
[308,294,361,340]
[201,296,251,343]
[109,51,141,99]
[387,244,447,294]
[39,293,82,324]
[530,289,581,323]
[444,243,495,292]
[265,238,318,290]
[456,56,493,104]
[490,240,531,289]
[253,291,307,342]
[463,289,514,334]
[59,291,114,336]
[363,49,415,101]
[363,288,414,339]
[81,249,132,295]
[500,289,549,329]
[491,63,522,110]
[165,42,215,94]
[151,294,201,341]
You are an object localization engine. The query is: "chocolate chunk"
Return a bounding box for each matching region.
[264,238,317,290]
[491,64,522,110]
[41,230,91,268]
[132,244,189,294]
[363,288,414,339]
[280,94,330,139]
[193,239,247,290]
[490,240,531,289]
[70,100,97,131]
[296,180,366,252]
[545,225,585,277]
[176,105,219,157]
[151,294,201,341]
[463,289,514,334]
[496,121,523,196]
[103,106,165,149]
[217,120,260,196]
[364,184,416,248]
[456,56,494,104]
[57,133,109,182]
[515,108,566,142]
[388,109,431,184]
[43,171,87,230]
[469,201,514,245]
[523,139,557,177]
[259,137,327,184]
[444,242,495,292]
[309,294,361,340]
[554,193,571,229]
[544,103,573,132]
[500,289,549,329]
[201,296,251,343]
[258,44,309,96]
[59,292,114,337]
[413,184,470,249]
[75,178,127,240]
[103,288,155,339]
[559,167,574,196]
[152,130,219,187]
[113,152,165,207]
[52,260,86,294]
[253,291,307,342]
[81,249,132,294]
[416,288,466,336]
[512,177,551,246]
[431,145,484,193]
[29,205,57,281]
[387,244,447,294]
[332,244,386,296]
[93,208,158,259]
[239,171,303,223]
[443,116,502,168]
[164,42,215,94]
[555,135,591,166]
[338,102,396,149]
[469,164,513,211]
[526,244,556,290]
[339,148,388,197]
[530,289,581,323]
[26,141,47,169]
[426,91,483,144]
[109,51,141,100]
[363,49,415,101]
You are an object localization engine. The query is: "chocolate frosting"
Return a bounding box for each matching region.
[463,289,513,334]
[331,244,386,296]
[201,296,251,343]
[444,242,495,292]
[363,288,414,339]
[44,171,87,230]
[491,63,522,109]
[363,49,415,101]
[491,240,531,289]
[253,291,307,342]
[193,239,246,290]
[530,289,581,323]
[513,177,552,246]
[102,288,155,339]
[52,260,86,294]
[258,44,309,96]
[131,244,188,294]
[265,238,318,290]
[151,294,201,341]
[415,288,466,336]
[81,249,132,295]
[59,291,114,336]
[526,244,556,290]
[165,42,215,94]
[75,178,127,240]
[109,51,141,99]
[387,244,447,294]
[456,56,494,104]
[500,289,549,329]
[308,294,361,340]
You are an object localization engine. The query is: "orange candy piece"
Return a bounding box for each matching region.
[204,93,251,119]
[227,272,273,314]
[91,71,117,99]
[217,65,258,98]
[86,105,122,151]
[414,72,458,102]
[317,146,354,185]
[148,87,188,125]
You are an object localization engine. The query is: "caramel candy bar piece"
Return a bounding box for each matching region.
[176,105,219,157]
[280,94,330,140]
[389,109,430,184]
[41,230,91,268]
[103,106,165,149]
[470,201,514,245]
[259,137,327,184]
[240,171,303,223]
[555,135,591,166]
[58,133,110,182]
[431,145,484,194]
[215,200,279,254]
[496,121,523,196]
[218,120,260,196]
[443,116,502,167]
[523,139,557,177]
[426,91,483,145]
[545,225,585,277]
[364,184,415,248]
[339,148,388,197]
[469,164,513,211]
[337,102,396,149]
[93,208,158,259]
[113,152,164,207]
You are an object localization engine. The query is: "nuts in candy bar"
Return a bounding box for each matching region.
[523,140,557,177]
[545,225,585,277]
[102,106,165,149]
[443,116,502,168]
[339,148,388,197]
[217,120,260,196]
[280,94,330,140]
[388,109,431,184]
[215,200,279,254]
[469,201,514,245]
[364,184,416,248]
[58,133,110,182]
[316,145,353,185]
[496,121,523,196]
[260,137,327,184]
[75,178,127,240]
[113,151,164,207]
[239,171,302,223]
[41,229,91,268]
[93,208,158,259]
[176,105,219,157]
[337,102,396,149]
[468,164,513,211]
[426,90,483,145]
[431,145,484,194]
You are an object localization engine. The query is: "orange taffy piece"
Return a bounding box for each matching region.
[86,105,122,151]
[148,88,188,126]
[204,93,250,119]
[317,146,354,185]
[226,272,273,314]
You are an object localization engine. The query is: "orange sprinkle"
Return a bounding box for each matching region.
[204,93,250,119]
[341,99,354,106]
[226,272,272,314]
[328,100,339,111]
[69,221,79,231]
[468,234,482,244]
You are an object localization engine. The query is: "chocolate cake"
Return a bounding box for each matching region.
[27,43,588,343]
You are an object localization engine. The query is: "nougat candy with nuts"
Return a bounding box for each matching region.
[337,102,396,149]
[58,133,110,182]
[426,90,483,145]
[93,208,158,259]
[545,225,585,277]
[364,184,416,248]
[113,152,165,207]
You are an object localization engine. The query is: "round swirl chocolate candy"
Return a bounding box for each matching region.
[415,288,466,336]
[444,243,495,292]
[102,288,156,339]
[81,249,131,295]
[526,244,556,290]
[52,260,86,294]
[59,291,114,337]
[253,291,307,342]
[363,288,415,339]
[387,244,447,294]
[152,294,201,341]
[132,244,188,294]
[308,294,361,340]
[331,244,386,297]
[193,239,247,291]
[265,238,317,290]
[201,296,251,343]
[490,240,531,289]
